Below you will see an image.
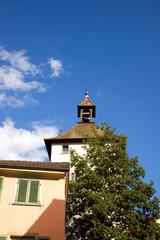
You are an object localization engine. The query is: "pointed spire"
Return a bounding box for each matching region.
[85,86,89,97]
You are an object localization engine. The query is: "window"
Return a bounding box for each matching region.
[11,237,35,240]
[71,173,75,181]
[10,236,49,240]
[0,236,7,240]
[62,145,68,154]
[37,237,50,240]
[82,108,91,122]
[15,179,41,205]
[0,177,4,200]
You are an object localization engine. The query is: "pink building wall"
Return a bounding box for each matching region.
[0,175,66,240]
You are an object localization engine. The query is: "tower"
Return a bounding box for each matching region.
[44,91,101,180]
[77,89,96,123]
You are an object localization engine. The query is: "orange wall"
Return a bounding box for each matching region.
[0,175,66,240]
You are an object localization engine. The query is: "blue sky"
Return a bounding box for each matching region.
[0,0,160,196]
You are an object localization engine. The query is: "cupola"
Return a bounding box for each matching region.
[77,90,96,122]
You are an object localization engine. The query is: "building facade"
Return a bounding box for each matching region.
[0,91,98,240]
[0,161,69,240]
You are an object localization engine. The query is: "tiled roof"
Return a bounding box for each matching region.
[0,160,70,172]
[45,122,103,140]
[78,96,96,107]
[44,122,103,159]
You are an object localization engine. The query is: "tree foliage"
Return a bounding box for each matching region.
[66,123,160,240]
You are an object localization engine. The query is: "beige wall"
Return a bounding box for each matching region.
[51,142,86,180]
[51,142,85,162]
[0,175,66,240]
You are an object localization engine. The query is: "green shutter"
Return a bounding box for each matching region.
[0,178,3,189]
[17,179,28,203]
[15,178,40,205]
[0,177,4,200]
[0,236,7,240]
[29,180,39,203]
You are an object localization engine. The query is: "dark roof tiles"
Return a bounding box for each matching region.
[45,122,103,140]
[0,160,69,172]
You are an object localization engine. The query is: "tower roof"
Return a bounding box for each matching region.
[44,122,104,159]
[45,122,102,140]
[78,91,96,107]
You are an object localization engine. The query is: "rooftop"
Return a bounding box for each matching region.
[44,122,103,159]
[78,95,96,107]
[0,160,70,172]
[45,122,103,140]
[78,89,96,107]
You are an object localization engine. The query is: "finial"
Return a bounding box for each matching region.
[85,85,89,97]
[59,129,63,136]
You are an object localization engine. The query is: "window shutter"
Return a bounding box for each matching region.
[0,236,7,240]
[0,178,2,189]
[0,177,4,200]
[15,178,40,205]
[17,179,28,202]
[0,177,3,193]
[29,180,39,203]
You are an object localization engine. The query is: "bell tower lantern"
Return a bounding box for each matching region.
[77,90,96,122]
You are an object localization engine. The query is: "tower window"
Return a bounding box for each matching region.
[82,109,91,122]
[71,173,75,181]
[62,145,68,154]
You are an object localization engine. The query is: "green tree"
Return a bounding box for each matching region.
[66,123,160,240]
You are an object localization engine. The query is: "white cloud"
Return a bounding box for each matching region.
[48,57,63,77]
[0,66,45,92]
[0,93,38,108]
[0,118,58,161]
[0,46,64,107]
[0,46,39,75]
